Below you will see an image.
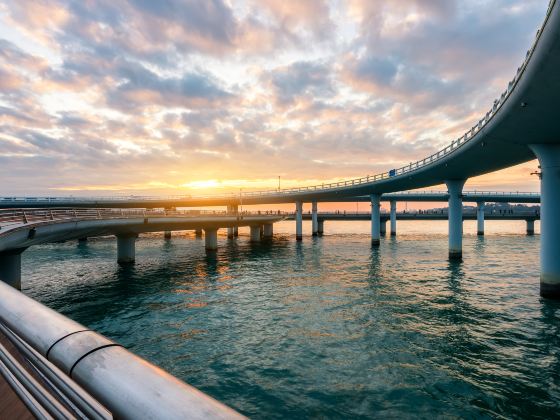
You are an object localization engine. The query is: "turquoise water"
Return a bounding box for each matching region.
[21,221,560,419]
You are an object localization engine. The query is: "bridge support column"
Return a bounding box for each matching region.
[227,227,234,239]
[370,194,381,247]
[263,223,273,239]
[233,226,239,237]
[117,234,137,264]
[204,228,218,251]
[445,179,466,260]
[164,231,171,240]
[477,202,485,236]
[250,225,261,242]
[390,200,397,236]
[227,205,235,239]
[311,201,318,236]
[530,144,560,298]
[0,249,25,290]
[295,201,303,241]
[195,228,203,238]
[318,219,324,236]
[380,219,387,236]
[526,219,535,236]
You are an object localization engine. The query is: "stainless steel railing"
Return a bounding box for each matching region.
[0,281,244,419]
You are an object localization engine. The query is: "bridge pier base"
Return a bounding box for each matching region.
[477,202,485,236]
[446,179,466,260]
[390,200,397,236]
[164,231,171,240]
[312,201,318,236]
[204,228,218,251]
[195,228,203,238]
[526,219,535,236]
[0,249,25,290]
[318,220,324,236]
[263,223,273,239]
[117,234,137,264]
[227,227,234,239]
[530,144,560,298]
[250,225,261,242]
[370,194,381,247]
[295,201,303,241]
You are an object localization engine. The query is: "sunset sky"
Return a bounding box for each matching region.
[0,0,548,197]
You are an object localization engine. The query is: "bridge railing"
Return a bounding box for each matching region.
[0,208,282,230]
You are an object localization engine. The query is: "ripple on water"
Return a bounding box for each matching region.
[20,222,560,419]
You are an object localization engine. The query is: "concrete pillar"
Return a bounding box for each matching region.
[117,234,137,264]
[250,225,261,242]
[370,194,381,247]
[0,249,24,290]
[530,144,560,298]
[227,227,234,239]
[195,228,203,238]
[263,223,273,239]
[526,219,535,236]
[477,202,485,236]
[445,180,466,260]
[311,201,318,236]
[318,219,324,236]
[227,205,235,239]
[233,226,239,237]
[164,231,171,240]
[204,228,218,251]
[295,201,303,241]
[390,200,397,236]
[380,219,387,236]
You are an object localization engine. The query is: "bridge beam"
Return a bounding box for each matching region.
[250,225,261,242]
[0,249,25,290]
[390,200,397,236]
[445,179,466,260]
[477,202,485,236]
[204,228,218,251]
[295,201,303,241]
[531,144,560,298]
[263,223,273,239]
[117,234,137,264]
[370,194,381,247]
[311,201,318,236]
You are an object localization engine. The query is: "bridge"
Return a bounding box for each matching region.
[0,208,283,289]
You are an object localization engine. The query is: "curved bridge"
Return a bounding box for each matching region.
[0,209,284,289]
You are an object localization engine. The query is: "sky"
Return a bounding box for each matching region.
[0,0,549,198]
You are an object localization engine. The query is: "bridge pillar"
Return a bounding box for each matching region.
[233,226,239,237]
[0,249,25,290]
[380,219,387,236]
[526,219,535,236]
[204,228,218,251]
[477,202,485,236]
[117,234,137,264]
[318,219,324,236]
[370,194,381,247]
[390,200,397,236]
[531,144,560,298]
[295,201,303,241]
[195,228,203,238]
[164,231,171,240]
[311,201,318,236]
[250,225,261,242]
[263,223,273,239]
[445,179,466,260]
[227,205,235,239]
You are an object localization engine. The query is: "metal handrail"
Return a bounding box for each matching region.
[0,282,244,419]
